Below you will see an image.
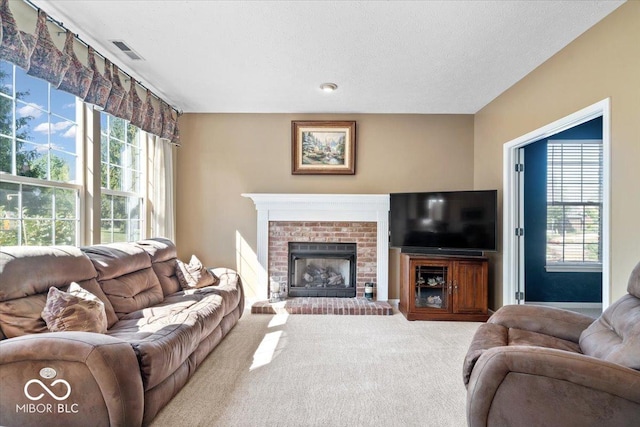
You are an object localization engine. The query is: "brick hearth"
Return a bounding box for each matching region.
[251,297,393,315]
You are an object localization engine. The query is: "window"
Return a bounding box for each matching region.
[100,113,145,243]
[0,60,150,247]
[0,60,81,246]
[546,139,602,271]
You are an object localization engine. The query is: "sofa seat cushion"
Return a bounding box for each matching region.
[463,322,582,386]
[107,292,225,390]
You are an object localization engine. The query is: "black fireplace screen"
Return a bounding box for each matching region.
[288,242,357,297]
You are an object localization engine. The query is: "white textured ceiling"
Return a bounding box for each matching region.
[31,0,624,114]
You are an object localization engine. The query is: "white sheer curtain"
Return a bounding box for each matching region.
[150,135,175,241]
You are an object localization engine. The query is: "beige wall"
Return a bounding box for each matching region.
[176,114,474,300]
[177,2,639,307]
[474,1,640,308]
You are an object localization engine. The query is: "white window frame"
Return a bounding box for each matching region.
[545,139,603,273]
[0,62,84,246]
[99,113,147,243]
[0,178,81,246]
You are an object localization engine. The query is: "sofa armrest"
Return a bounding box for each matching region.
[0,332,143,427]
[463,323,508,387]
[488,304,594,343]
[210,267,245,316]
[467,346,640,427]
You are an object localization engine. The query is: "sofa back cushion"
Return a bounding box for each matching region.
[0,246,118,337]
[82,243,164,318]
[74,278,119,328]
[136,238,181,296]
[580,261,640,370]
[627,260,640,298]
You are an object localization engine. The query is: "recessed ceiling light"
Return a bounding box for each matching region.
[320,83,338,92]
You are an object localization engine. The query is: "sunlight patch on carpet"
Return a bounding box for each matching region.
[268,312,289,328]
[250,330,283,370]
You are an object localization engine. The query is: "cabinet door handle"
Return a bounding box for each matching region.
[453,280,458,292]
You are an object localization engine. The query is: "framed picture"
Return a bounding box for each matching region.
[291,121,356,175]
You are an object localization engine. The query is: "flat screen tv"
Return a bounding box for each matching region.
[390,190,497,253]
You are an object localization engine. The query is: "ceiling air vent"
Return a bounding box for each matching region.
[111,40,144,60]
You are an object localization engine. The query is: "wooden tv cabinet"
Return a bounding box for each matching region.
[399,253,489,321]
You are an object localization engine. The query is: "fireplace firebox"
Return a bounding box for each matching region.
[288,242,357,297]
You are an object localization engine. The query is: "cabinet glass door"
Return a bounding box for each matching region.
[414,264,449,310]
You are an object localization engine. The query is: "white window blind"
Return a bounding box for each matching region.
[546,140,603,266]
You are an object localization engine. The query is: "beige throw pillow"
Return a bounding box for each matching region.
[176,255,218,289]
[41,283,108,333]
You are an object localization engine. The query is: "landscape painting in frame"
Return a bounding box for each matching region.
[291,121,356,175]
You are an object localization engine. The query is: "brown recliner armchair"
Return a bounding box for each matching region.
[463,261,640,427]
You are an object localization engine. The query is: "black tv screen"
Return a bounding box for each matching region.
[390,190,497,252]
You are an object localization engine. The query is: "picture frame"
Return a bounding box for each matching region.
[291,120,356,175]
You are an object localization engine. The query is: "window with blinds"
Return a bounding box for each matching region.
[546,140,603,269]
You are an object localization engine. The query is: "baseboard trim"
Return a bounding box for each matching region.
[525,301,602,309]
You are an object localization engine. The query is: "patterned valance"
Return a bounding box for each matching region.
[0,0,180,145]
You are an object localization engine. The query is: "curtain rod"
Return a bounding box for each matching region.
[22,0,183,116]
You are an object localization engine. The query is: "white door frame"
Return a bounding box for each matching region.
[502,98,611,308]
[516,147,525,303]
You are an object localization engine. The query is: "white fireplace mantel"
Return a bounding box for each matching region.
[242,193,390,301]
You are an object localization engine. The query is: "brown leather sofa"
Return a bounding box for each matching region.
[0,238,244,427]
[463,260,640,426]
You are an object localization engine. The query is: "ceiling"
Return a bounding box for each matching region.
[31,0,624,114]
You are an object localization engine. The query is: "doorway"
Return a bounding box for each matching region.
[502,99,611,310]
[521,118,603,316]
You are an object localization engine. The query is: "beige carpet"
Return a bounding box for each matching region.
[151,310,481,427]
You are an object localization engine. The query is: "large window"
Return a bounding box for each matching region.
[546,139,603,270]
[0,60,81,246]
[0,59,149,247]
[100,113,144,243]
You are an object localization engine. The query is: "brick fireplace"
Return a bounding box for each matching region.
[242,193,390,301]
[269,222,377,298]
